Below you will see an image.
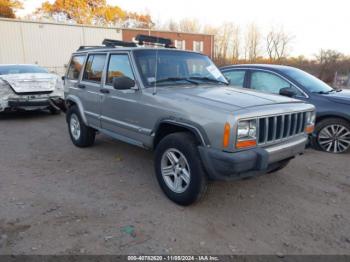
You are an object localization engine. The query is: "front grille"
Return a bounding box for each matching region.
[258,112,307,145]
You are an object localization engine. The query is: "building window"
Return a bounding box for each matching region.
[175,40,186,50]
[193,41,204,52]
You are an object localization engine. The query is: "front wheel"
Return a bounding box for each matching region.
[66,105,96,147]
[311,118,350,153]
[154,132,208,206]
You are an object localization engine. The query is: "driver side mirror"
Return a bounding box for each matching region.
[112,76,136,90]
[279,87,297,97]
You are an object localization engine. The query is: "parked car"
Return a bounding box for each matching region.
[63,36,315,205]
[221,64,350,154]
[0,64,65,114]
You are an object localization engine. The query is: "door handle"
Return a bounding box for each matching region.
[77,84,86,89]
[100,88,110,94]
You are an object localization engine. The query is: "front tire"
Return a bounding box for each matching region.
[66,105,95,147]
[311,118,350,153]
[154,132,208,206]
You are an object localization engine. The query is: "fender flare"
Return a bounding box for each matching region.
[65,95,88,125]
[153,118,210,147]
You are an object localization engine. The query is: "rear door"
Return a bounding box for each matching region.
[79,53,107,128]
[100,52,145,146]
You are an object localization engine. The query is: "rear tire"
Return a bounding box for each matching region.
[311,118,350,153]
[154,132,208,206]
[66,105,95,147]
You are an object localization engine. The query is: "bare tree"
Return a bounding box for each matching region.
[245,23,260,62]
[315,49,343,82]
[205,23,241,65]
[266,27,293,61]
[178,18,201,33]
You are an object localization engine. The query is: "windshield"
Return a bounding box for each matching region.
[282,67,333,93]
[0,65,48,75]
[133,49,228,87]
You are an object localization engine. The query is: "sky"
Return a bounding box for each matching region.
[17,0,350,58]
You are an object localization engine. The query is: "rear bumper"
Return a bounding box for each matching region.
[199,135,307,181]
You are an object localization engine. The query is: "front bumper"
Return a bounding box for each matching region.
[198,135,307,181]
[1,96,65,111]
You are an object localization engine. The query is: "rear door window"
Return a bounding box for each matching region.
[82,54,106,83]
[222,70,246,87]
[67,55,86,80]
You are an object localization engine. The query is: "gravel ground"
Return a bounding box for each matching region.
[0,111,349,255]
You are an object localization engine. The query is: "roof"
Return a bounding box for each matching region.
[220,64,294,71]
[73,46,201,55]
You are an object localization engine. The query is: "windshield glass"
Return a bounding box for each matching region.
[282,67,333,93]
[0,65,48,75]
[133,49,228,87]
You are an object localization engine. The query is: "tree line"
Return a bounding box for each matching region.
[0,0,153,28]
[159,19,350,84]
[1,1,349,84]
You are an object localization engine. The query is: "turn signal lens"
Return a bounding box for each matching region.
[305,124,315,134]
[236,139,257,149]
[223,123,231,148]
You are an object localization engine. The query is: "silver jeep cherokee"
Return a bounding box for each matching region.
[63,36,315,205]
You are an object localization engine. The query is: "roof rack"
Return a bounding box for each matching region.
[77,34,174,51]
[77,45,103,51]
[135,34,174,48]
[102,39,137,48]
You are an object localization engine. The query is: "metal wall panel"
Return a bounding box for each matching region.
[0,19,122,75]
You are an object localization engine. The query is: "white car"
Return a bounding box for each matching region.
[0,64,65,113]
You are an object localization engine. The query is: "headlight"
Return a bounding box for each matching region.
[306,111,316,125]
[237,120,257,139]
[305,111,316,134]
[236,120,257,149]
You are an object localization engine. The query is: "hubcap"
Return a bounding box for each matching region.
[318,124,350,153]
[161,148,191,193]
[70,113,81,140]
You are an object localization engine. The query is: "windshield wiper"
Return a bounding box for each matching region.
[189,76,229,85]
[150,77,199,85]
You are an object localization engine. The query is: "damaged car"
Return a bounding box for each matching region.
[0,64,65,114]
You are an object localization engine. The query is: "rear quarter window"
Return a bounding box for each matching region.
[67,55,86,80]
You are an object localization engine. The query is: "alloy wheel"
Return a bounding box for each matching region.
[70,113,81,141]
[161,148,191,193]
[317,124,350,153]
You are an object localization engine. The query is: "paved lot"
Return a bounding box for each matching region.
[0,111,349,255]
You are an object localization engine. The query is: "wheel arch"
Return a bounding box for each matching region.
[316,114,350,124]
[65,95,88,125]
[152,119,210,150]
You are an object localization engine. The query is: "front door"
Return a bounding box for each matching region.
[100,53,146,145]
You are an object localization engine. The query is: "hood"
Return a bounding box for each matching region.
[154,85,303,111]
[0,73,58,93]
[325,89,350,105]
